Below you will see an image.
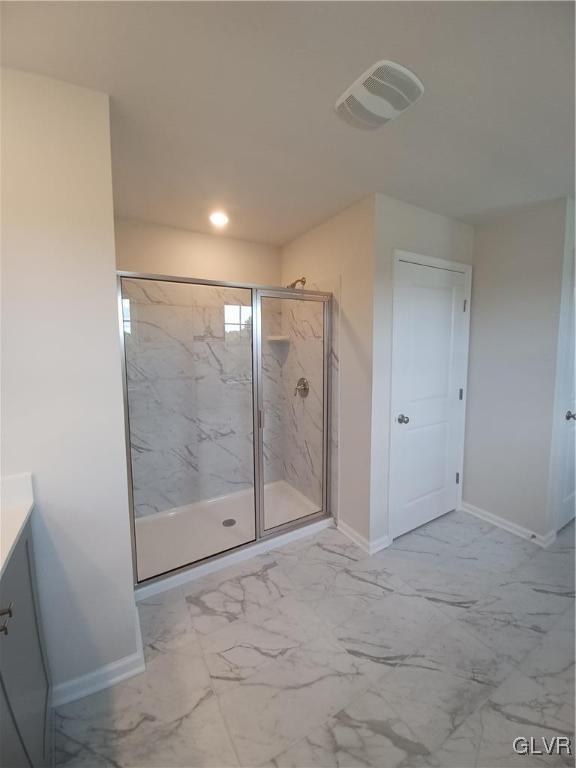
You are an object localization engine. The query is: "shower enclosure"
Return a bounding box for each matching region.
[118,273,331,583]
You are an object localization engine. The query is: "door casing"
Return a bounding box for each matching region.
[388,250,472,539]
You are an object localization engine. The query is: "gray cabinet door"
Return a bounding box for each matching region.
[0,524,50,767]
[0,677,31,768]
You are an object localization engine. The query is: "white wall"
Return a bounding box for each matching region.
[371,194,474,542]
[115,217,281,285]
[281,197,375,541]
[463,198,567,536]
[1,69,140,692]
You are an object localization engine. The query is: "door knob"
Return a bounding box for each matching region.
[397,414,410,424]
[566,410,576,421]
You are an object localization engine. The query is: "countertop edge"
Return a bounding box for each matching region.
[0,472,35,578]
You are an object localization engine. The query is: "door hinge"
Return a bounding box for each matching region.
[459,388,463,400]
[463,299,467,312]
[456,472,460,485]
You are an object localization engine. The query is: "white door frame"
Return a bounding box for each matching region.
[389,250,472,529]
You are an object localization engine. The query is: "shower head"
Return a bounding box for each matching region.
[287,276,307,290]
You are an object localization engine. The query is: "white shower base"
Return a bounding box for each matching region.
[135,480,320,581]
[263,479,319,529]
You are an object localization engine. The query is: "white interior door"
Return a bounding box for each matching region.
[552,240,575,531]
[389,252,471,539]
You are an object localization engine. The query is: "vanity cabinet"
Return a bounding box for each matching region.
[0,681,30,768]
[0,519,52,768]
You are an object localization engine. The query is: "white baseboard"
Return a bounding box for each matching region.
[337,520,391,555]
[460,502,556,548]
[136,517,333,601]
[52,608,145,707]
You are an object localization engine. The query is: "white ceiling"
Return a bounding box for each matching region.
[1,1,574,245]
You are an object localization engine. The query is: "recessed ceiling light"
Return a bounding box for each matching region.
[209,210,229,228]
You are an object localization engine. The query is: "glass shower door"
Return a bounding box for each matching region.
[121,277,256,581]
[258,292,328,532]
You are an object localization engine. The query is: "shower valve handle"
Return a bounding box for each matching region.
[294,378,310,397]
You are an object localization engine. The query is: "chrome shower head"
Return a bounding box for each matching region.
[286,276,307,290]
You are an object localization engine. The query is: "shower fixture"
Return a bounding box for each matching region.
[287,276,307,289]
[294,377,310,398]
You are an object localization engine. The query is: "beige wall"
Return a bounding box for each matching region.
[281,197,376,540]
[371,194,474,542]
[1,69,140,691]
[463,199,567,536]
[115,217,281,285]
[281,194,474,546]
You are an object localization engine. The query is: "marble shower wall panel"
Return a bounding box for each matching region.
[122,279,255,518]
[280,299,324,507]
[261,299,285,485]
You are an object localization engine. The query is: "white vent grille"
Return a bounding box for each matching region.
[335,60,424,130]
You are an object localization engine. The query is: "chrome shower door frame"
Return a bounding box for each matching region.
[117,272,332,586]
[254,288,332,541]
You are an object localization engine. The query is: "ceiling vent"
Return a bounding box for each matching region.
[335,60,424,130]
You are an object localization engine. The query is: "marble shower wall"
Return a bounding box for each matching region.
[261,299,286,486]
[262,297,325,509]
[122,279,255,518]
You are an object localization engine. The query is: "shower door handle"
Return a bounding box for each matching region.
[258,409,265,429]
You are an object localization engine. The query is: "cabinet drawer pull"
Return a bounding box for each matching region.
[0,602,13,635]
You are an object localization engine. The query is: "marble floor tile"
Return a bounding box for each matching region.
[401,561,500,620]
[183,556,295,634]
[56,519,576,768]
[519,620,575,707]
[201,595,328,692]
[138,586,198,661]
[58,690,238,768]
[275,557,344,599]
[430,669,575,767]
[549,523,576,554]
[389,511,493,558]
[270,527,365,570]
[510,547,575,593]
[218,635,375,766]
[554,604,575,633]
[449,527,542,574]
[329,557,411,602]
[459,576,573,667]
[298,526,367,565]
[283,555,415,633]
[370,510,501,587]
[56,637,231,767]
[335,589,452,671]
[299,589,368,630]
[368,621,514,753]
[266,688,431,768]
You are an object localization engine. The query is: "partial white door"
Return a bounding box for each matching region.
[551,236,575,531]
[389,252,471,539]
